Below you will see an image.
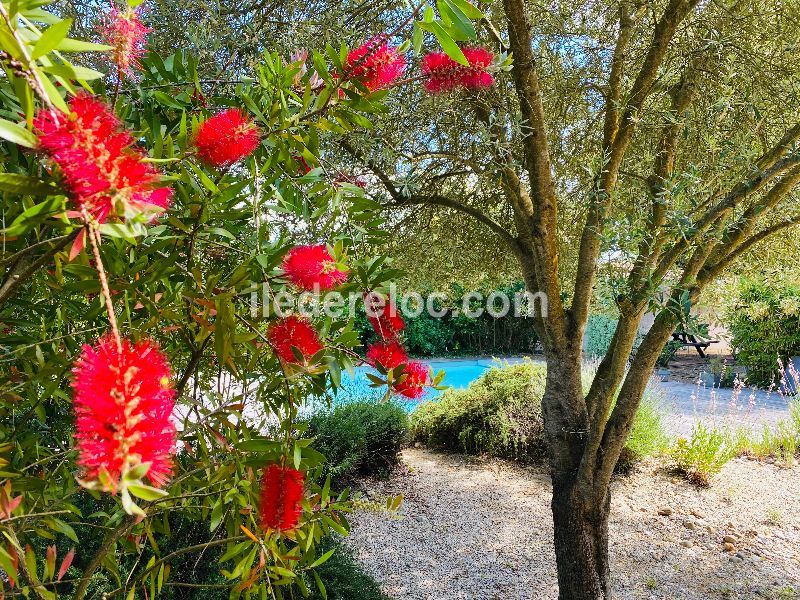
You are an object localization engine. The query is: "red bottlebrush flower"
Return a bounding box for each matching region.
[332,172,366,188]
[260,464,304,531]
[293,155,312,174]
[281,245,348,291]
[366,340,408,370]
[267,315,323,364]
[193,108,261,167]
[393,361,429,399]
[345,38,405,91]
[421,47,495,94]
[366,294,405,340]
[72,335,176,491]
[34,93,172,226]
[99,6,150,78]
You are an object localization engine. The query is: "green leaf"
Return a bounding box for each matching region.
[293,442,302,469]
[446,0,484,19]
[218,541,249,563]
[412,22,423,55]
[55,38,112,52]
[38,71,68,112]
[128,484,168,501]
[0,547,18,586]
[2,195,64,236]
[43,62,104,81]
[313,571,327,600]
[0,118,38,148]
[152,90,185,109]
[429,21,468,65]
[32,18,72,59]
[308,548,335,569]
[0,173,55,195]
[50,518,79,543]
[124,462,151,481]
[236,438,281,453]
[120,489,146,516]
[209,500,225,531]
[438,0,476,41]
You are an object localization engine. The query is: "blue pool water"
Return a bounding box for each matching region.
[330,357,528,412]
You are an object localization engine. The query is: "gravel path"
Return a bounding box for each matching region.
[347,449,800,599]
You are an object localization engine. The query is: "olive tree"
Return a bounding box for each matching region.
[338,1,800,597]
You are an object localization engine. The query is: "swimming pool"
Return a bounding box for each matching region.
[330,357,530,411]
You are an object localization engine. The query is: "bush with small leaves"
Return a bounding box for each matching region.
[670,424,736,486]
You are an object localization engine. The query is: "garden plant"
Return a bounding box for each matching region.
[0,0,482,597]
[3,0,800,599]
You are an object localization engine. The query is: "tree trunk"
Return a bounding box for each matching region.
[542,358,613,600]
[551,476,611,599]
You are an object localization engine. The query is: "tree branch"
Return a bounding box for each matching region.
[698,214,800,285]
[387,193,521,252]
[0,233,76,307]
[74,515,137,600]
[571,0,701,343]
[502,0,568,347]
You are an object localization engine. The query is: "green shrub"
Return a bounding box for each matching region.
[309,537,390,600]
[410,360,547,461]
[725,279,800,386]
[670,423,736,486]
[617,393,669,472]
[306,402,409,487]
[735,402,800,464]
[411,360,666,470]
[656,340,682,368]
[585,314,646,359]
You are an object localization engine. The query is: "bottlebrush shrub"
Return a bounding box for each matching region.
[98,5,150,78]
[392,361,429,399]
[366,340,408,370]
[267,315,324,364]
[34,93,172,225]
[422,47,495,93]
[72,335,176,492]
[365,293,406,340]
[0,0,486,595]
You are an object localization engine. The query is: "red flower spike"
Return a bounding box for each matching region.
[366,340,408,371]
[345,38,406,91]
[422,47,495,94]
[282,245,348,291]
[393,361,429,399]
[193,108,261,167]
[366,294,405,340]
[99,6,150,78]
[34,93,172,227]
[72,335,176,491]
[267,315,323,364]
[260,464,304,531]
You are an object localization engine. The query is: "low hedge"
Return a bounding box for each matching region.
[411,361,668,471]
[410,360,547,461]
[306,401,409,487]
